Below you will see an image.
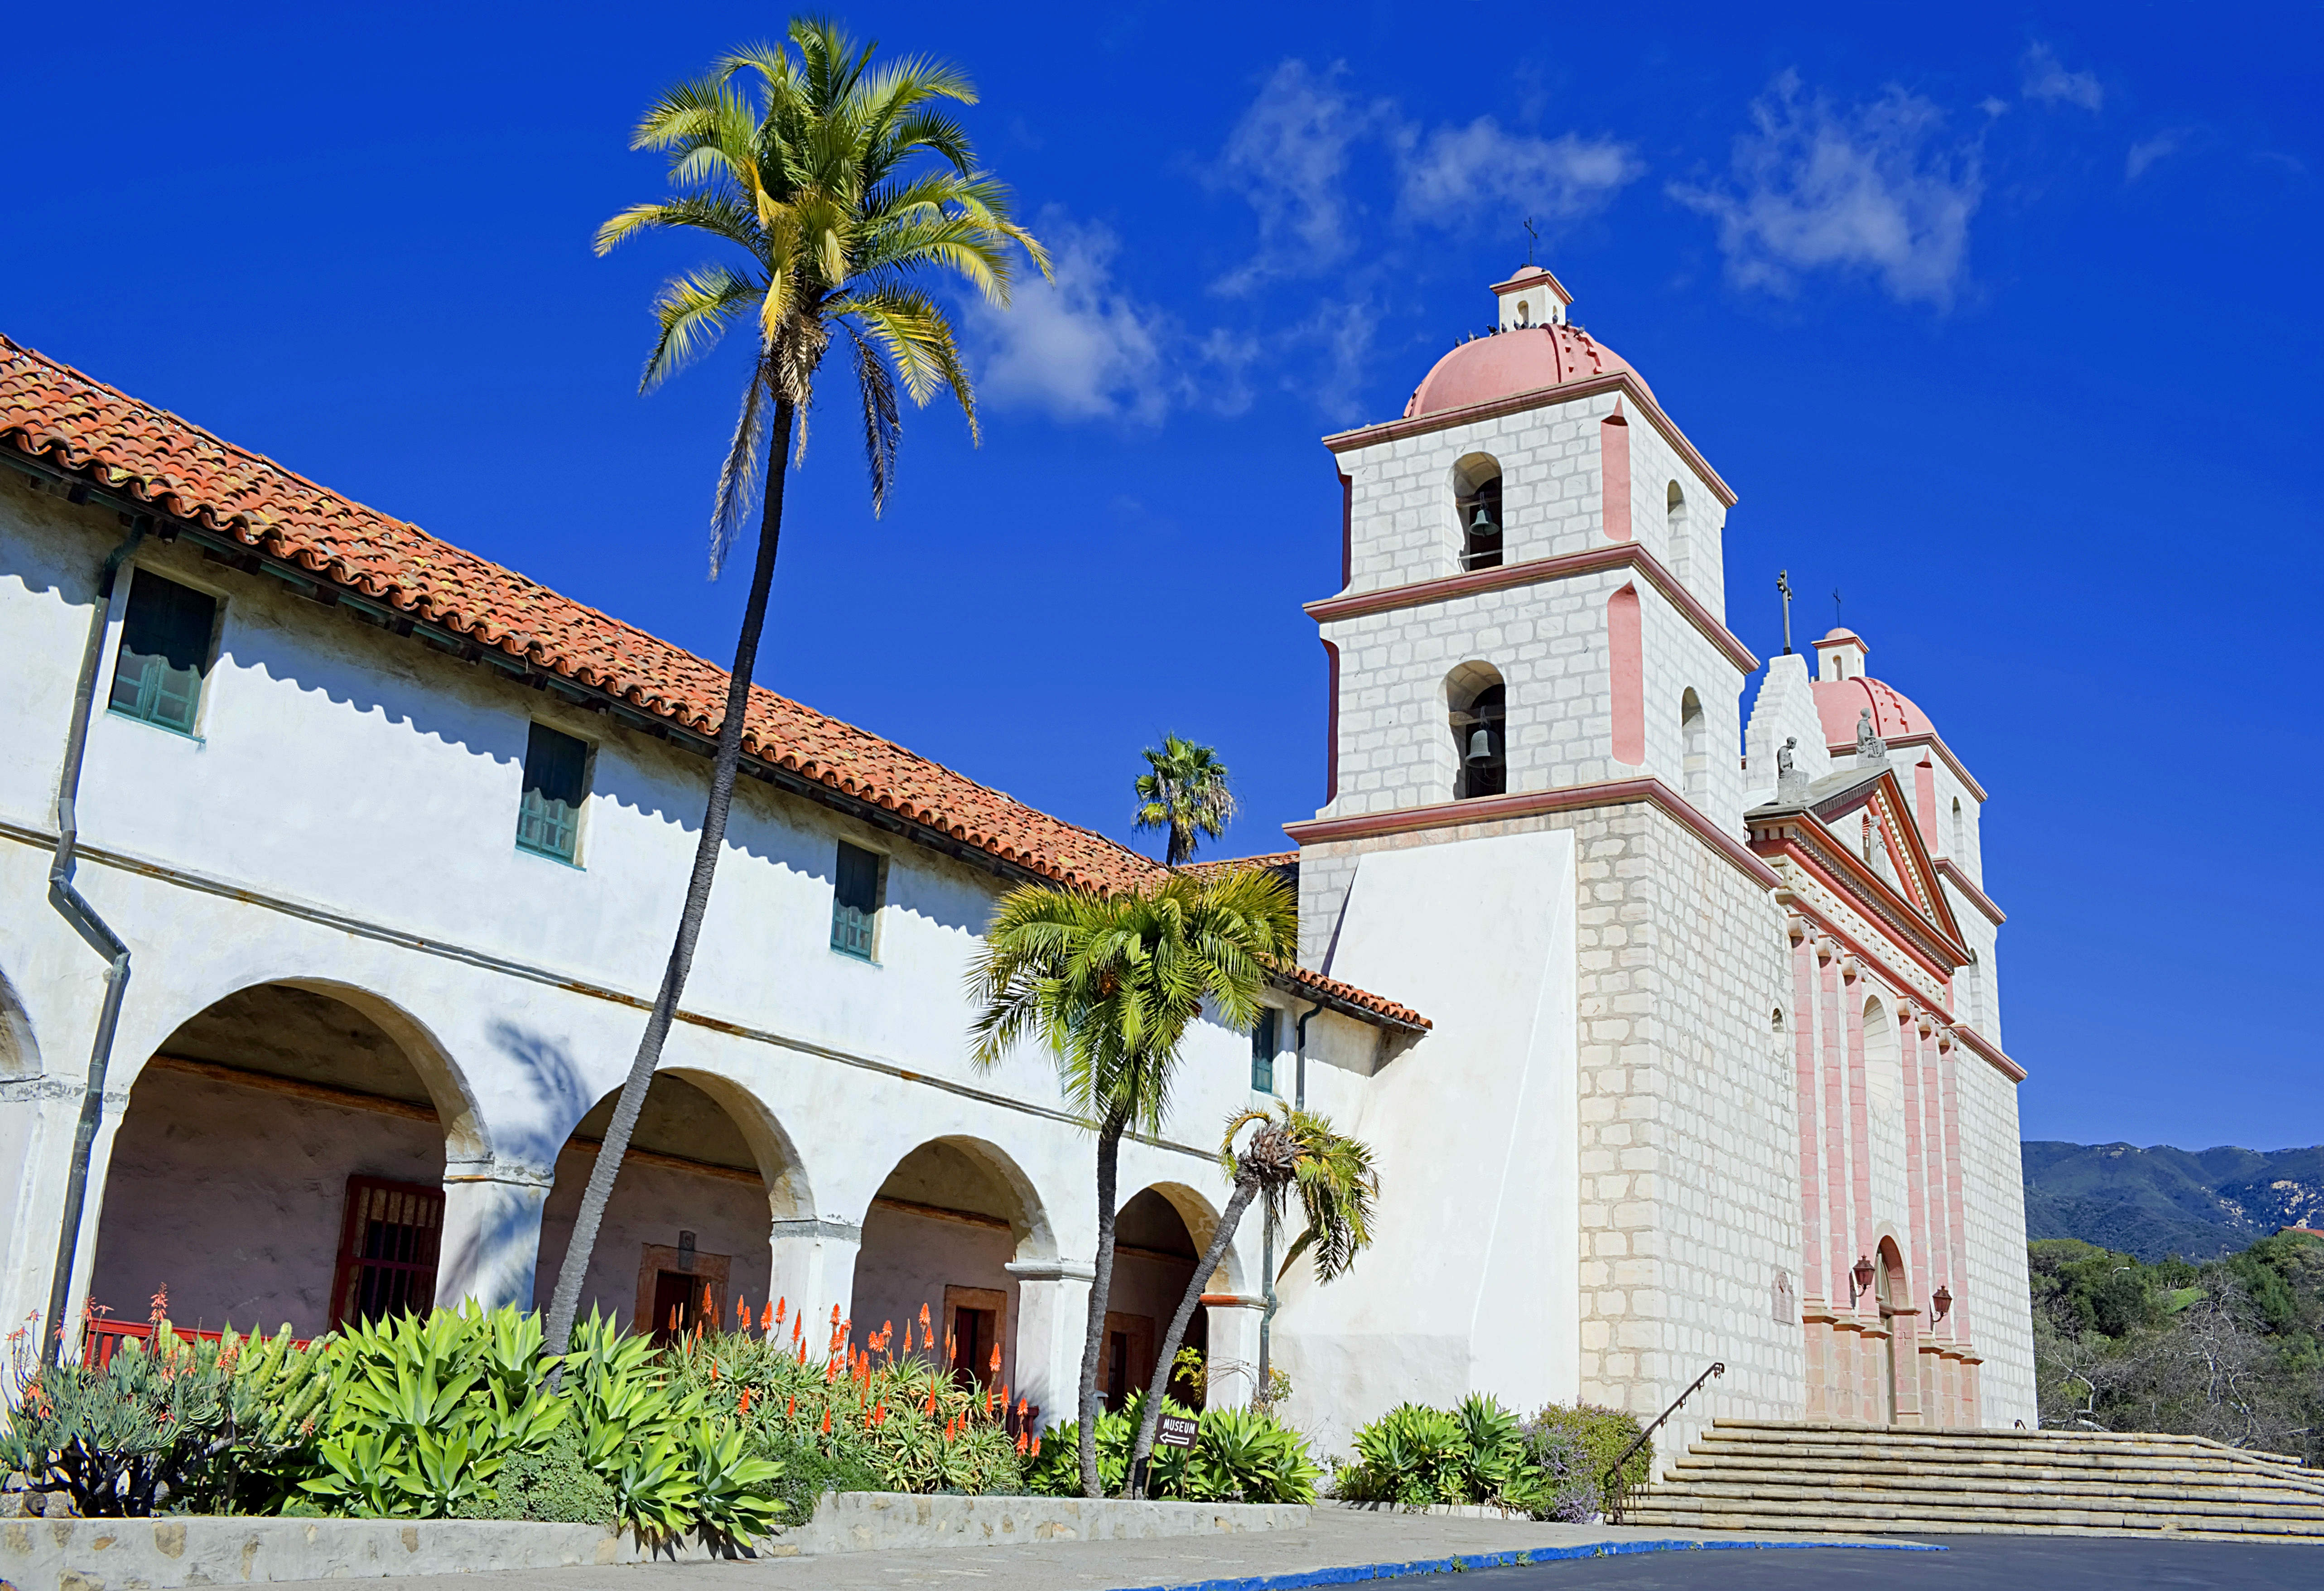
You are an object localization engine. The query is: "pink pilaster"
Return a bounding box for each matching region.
[1818,943,1851,1324]
[1791,936,1825,1304]
[1900,1013,1931,1312]
[1843,966,1875,1311]
[1922,1031,1955,1346]
[1940,1042,1973,1352]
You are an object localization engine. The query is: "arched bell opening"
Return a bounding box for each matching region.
[1446,661,1508,800]
[87,980,474,1343]
[1452,454,1503,572]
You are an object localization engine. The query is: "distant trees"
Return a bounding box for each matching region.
[2030,1232,2324,1461]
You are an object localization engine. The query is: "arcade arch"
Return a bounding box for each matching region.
[87,979,476,1340]
[852,1137,1051,1396]
[533,1070,803,1344]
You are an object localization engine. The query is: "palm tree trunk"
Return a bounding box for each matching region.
[1078,1115,1125,1497]
[1127,1174,1257,1496]
[542,401,797,1359]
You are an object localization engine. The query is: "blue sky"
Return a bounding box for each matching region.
[6,3,2317,1151]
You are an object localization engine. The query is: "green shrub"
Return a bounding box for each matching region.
[1524,1402,1648,1514]
[1333,1394,1612,1518]
[1028,1394,1317,1503]
[476,1420,616,1525]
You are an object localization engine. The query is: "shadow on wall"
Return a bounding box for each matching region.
[185,551,993,934]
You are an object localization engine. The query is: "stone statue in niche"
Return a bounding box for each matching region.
[1856,707,1888,765]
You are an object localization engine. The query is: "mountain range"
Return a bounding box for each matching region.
[2023,1142,2324,1261]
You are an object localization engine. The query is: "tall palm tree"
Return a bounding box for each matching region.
[542,19,1046,1359]
[1125,1102,1378,1495]
[967,867,1296,1497]
[1133,735,1237,867]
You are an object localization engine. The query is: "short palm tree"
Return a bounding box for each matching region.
[1133,735,1237,867]
[967,866,1297,1497]
[542,19,1046,1359]
[1125,1102,1378,1494]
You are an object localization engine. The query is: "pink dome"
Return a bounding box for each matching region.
[1403,323,1647,419]
[1813,676,1938,751]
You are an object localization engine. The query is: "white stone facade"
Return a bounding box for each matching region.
[0,272,2038,1479]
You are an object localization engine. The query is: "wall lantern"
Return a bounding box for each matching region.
[1932,1284,1954,1324]
[1849,1254,1876,1306]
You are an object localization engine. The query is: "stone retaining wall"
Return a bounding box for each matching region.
[0,1495,1311,1590]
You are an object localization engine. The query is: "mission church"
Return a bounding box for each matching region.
[0,264,2034,1459]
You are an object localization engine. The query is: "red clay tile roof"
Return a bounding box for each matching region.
[0,335,1427,1032]
[1181,851,1300,881]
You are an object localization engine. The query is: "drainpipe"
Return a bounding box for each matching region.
[1256,1000,1318,1403]
[41,518,147,1365]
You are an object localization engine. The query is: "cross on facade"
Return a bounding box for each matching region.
[1832,588,1845,630]
[1523,217,1538,265]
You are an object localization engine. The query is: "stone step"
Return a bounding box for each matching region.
[1621,1504,2324,1543]
[1697,1428,2300,1462]
[1664,1458,2324,1495]
[1702,1422,2313,1469]
[1637,1477,2324,1519]
[1682,1440,2324,1489]
[1623,1495,2324,1537]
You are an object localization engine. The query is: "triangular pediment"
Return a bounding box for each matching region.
[1807,768,1961,945]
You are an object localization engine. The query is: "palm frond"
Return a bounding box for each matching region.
[708,368,770,579]
[639,264,762,392]
[847,328,901,515]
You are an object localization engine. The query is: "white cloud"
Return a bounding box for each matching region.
[1395,117,1642,229]
[1210,60,1377,294]
[2126,130,2185,182]
[2021,43,2103,112]
[971,217,1172,423]
[1670,72,1983,308]
[1209,60,1640,297]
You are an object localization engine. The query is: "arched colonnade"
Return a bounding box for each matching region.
[14,966,1257,1427]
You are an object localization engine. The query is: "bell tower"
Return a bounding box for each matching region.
[1287,268,1753,966]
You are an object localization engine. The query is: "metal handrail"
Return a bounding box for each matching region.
[1602,1360,1723,1523]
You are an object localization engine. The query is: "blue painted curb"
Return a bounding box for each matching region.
[1114,1538,1947,1591]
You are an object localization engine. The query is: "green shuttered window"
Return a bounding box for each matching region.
[516,723,590,862]
[107,571,216,733]
[1251,1008,1278,1094]
[830,841,882,960]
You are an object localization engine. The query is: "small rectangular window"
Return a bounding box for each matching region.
[107,570,217,733]
[830,840,882,960]
[516,722,591,862]
[1251,1007,1279,1094]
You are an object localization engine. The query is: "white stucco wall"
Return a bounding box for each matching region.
[0,475,1264,1433]
[1273,828,1577,1455]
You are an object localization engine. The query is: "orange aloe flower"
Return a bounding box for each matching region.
[736,1292,747,1328]
[1015,1430,1028,1454]
[761,1301,775,1334]
[786,1393,797,1418]
[919,1301,932,1332]
[703,1282,717,1326]
[988,1343,1001,1375]
[709,1360,720,1383]
[820,1407,832,1435]
[738,1387,753,1414]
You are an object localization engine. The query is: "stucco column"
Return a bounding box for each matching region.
[1201,1292,1265,1410]
[437,1155,554,1313]
[771,1218,860,1348]
[1006,1258,1094,1432]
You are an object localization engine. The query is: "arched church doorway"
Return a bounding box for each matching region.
[533,1071,794,1344]
[851,1138,1050,1398]
[1876,1236,1909,1426]
[87,981,470,1344]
